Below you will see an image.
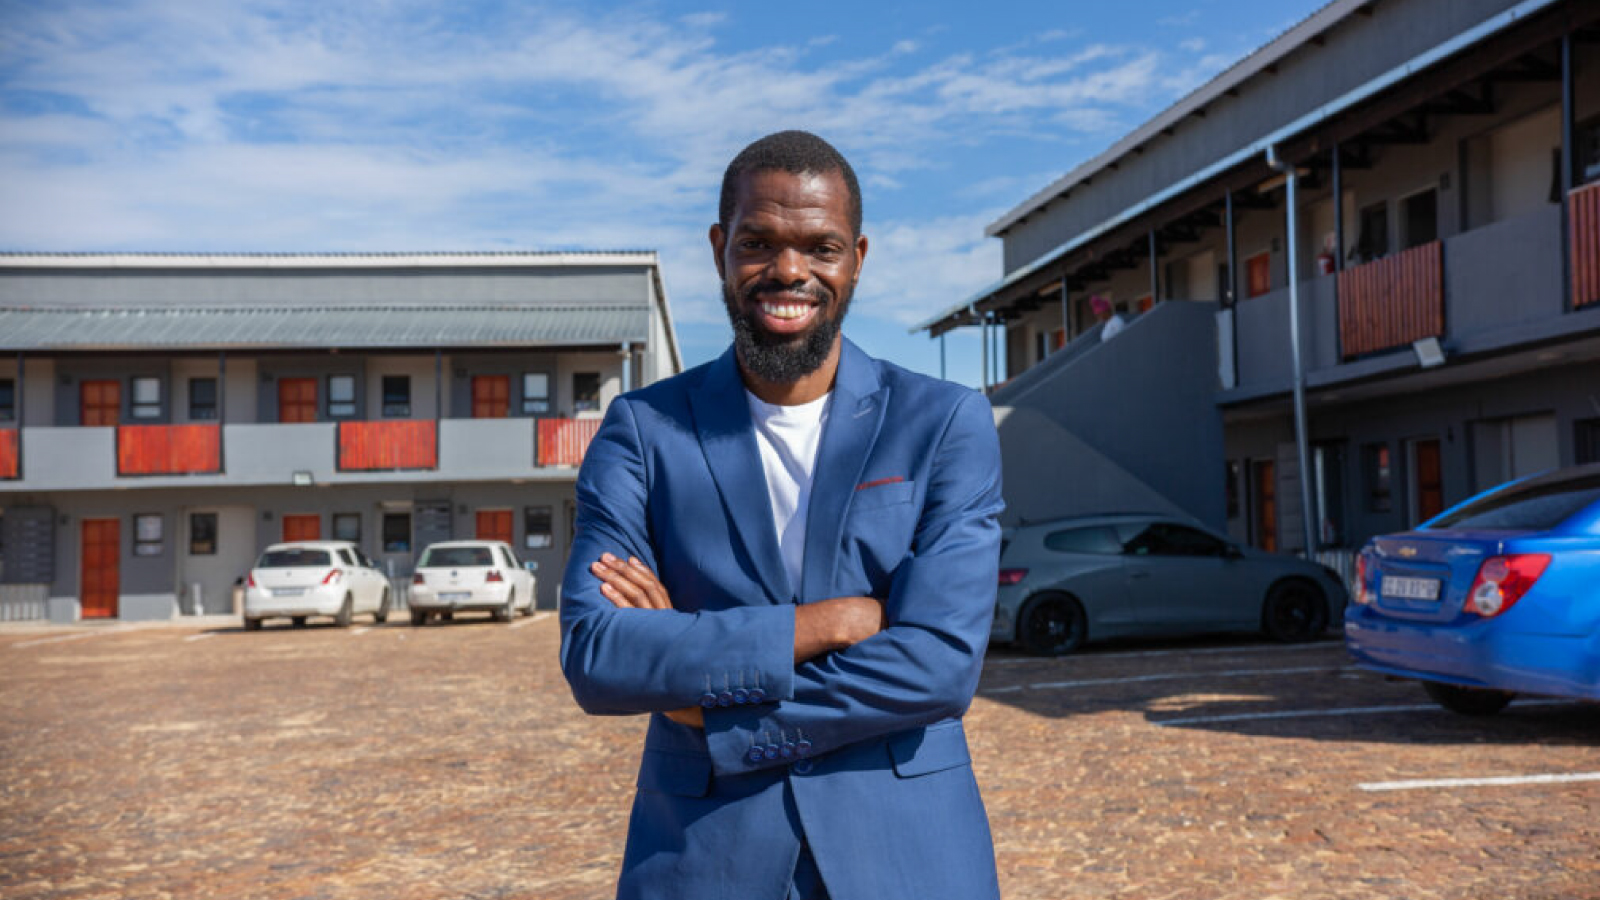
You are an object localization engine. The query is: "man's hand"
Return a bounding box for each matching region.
[793,595,886,664]
[589,553,672,609]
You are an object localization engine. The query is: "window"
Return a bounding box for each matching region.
[381,512,411,553]
[1312,443,1346,548]
[337,548,357,566]
[328,375,357,418]
[1121,522,1228,557]
[332,513,362,543]
[1400,188,1438,250]
[573,372,601,413]
[131,377,161,419]
[500,546,519,569]
[1225,461,1241,519]
[1042,526,1122,555]
[419,545,493,567]
[1430,471,1600,532]
[521,373,550,415]
[1355,201,1388,262]
[133,513,163,556]
[257,547,331,568]
[188,378,217,420]
[0,378,14,422]
[381,376,411,418]
[1364,443,1393,513]
[1577,418,1600,466]
[523,506,553,550]
[189,512,217,555]
[1578,113,1600,184]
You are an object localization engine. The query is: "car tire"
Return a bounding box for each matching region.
[243,617,262,632]
[1423,681,1515,716]
[1017,592,1087,656]
[291,616,307,628]
[410,609,427,627]
[334,595,354,628]
[494,591,515,623]
[1261,580,1327,642]
[374,590,390,625]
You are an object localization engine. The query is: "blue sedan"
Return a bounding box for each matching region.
[1346,463,1600,715]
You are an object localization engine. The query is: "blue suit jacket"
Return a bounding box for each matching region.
[560,338,1004,900]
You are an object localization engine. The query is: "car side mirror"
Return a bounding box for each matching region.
[524,560,538,572]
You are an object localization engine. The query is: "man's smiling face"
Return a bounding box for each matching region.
[711,168,868,385]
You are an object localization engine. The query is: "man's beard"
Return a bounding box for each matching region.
[724,279,850,384]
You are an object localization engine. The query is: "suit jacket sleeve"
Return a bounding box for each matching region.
[558,396,798,716]
[702,389,1003,775]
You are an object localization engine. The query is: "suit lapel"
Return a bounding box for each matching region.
[800,339,888,603]
[688,348,793,604]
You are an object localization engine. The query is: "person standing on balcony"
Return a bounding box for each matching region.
[559,130,1005,900]
[1092,294,1125,341]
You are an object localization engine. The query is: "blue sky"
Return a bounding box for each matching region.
[0,0,1328,386]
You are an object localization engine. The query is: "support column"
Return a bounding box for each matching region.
[1269,147,1317,557]
[620,342,632,393]
[1332,144,1345,360]
[1060,277,1071,346]
[978,309,988,394]
[1148,229,1160,305]
[434,349,443,464]
[217,351,227,472]
[13,351,23,479]
[1225,191,1240,387]
[1561,32,1575,311]
[939,333,947,381]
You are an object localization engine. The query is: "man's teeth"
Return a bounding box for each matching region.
[761,301,813,320]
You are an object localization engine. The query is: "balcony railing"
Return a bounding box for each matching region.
[1337,240,1443,359]
[537,417,602,467]
[116,424,222,476]
[337,420,438,471]
[0,430,17,479]
[1571,181,1600,310]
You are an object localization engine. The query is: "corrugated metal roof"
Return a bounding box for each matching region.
[0,305,649,351]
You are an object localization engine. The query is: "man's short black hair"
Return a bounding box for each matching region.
[719,130,862,236]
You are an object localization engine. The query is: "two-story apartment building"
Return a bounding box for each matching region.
[0,252,681,621]
[917,0,1600,565]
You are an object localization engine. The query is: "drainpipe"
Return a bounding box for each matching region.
[1267,144,1318,558]
[975,306,988,394]
[619,342,632,394]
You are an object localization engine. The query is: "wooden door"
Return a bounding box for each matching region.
[1246,252,1272,298]
[278,378,318,423]
[1412,438,1444,523]
[81,518,120,619]
[475,509,513,544]
[1252,460,1277,552]
[80,380,121,426]
[282,514,321,542]
[471,376,509,419]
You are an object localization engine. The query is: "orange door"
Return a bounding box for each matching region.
[80,380,121,426]
[1413,438,1444,523]
[1253,460,1277,552]
[282,514,321,542]
[1246,252,1272,298]
[81,518,120,619]
[475,509,513,544]
[472,376,509,419]
[278,378,318,423]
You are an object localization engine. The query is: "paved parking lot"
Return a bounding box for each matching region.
[1,615,1597,900]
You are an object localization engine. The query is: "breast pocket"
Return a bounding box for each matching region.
[843,480,919,588]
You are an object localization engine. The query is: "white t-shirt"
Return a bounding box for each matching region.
[746,390,833,596]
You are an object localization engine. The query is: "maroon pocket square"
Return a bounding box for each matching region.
[855,476,906,491]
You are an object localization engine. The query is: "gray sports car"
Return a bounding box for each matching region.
[991,513,1348,655]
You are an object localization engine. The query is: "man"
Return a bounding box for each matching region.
[560,130,1003,900]
[1090,294,1125,342]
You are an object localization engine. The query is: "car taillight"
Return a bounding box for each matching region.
[998,568,1027,586]
[322,569,344,585]
[412,573,425,585]
[1354,554,1371,605]
[1466,554,1551,617]
[486,571,505,583]
[247,572,257,588]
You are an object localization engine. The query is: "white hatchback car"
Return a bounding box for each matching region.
[409,540,537,625]
[243,541,393,630]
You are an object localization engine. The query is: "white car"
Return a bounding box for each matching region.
[409,540,537,625]
[243,541,393,630]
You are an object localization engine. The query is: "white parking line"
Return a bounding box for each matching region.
[984,641,1338,666]
[1155,698,1568,727]
[183,632,218,643]
[982,665,1340,694]
[510,612,552,629]
[11,629,133,649]
[1359,771,1600,792]
[350,627,370,636]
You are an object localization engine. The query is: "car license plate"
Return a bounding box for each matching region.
[274,587,305,597]
[1381,575,1441,601]
[440,592,471,601]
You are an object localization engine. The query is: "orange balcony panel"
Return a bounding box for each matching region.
[0,430,17,479]
[1337,240,1443,359]
[337,420,438,471]
[538,417,602,468]
[117,424,222,476]
[1571,182,1600,310]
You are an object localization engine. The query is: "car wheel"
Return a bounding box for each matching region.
[374,589,390,625]
[494,591,515,623]
[291,616,308,628]
[334,595,354,628]
[243,617,262,632]
[1018,592,1087,656]
[1423,681,1515,716]
[1261,580,1327,642]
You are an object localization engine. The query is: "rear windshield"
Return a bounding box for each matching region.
[257,548,332,568]
[419,546,494,567]
[1043,526,1123,555]
[1429,474,1600,532]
